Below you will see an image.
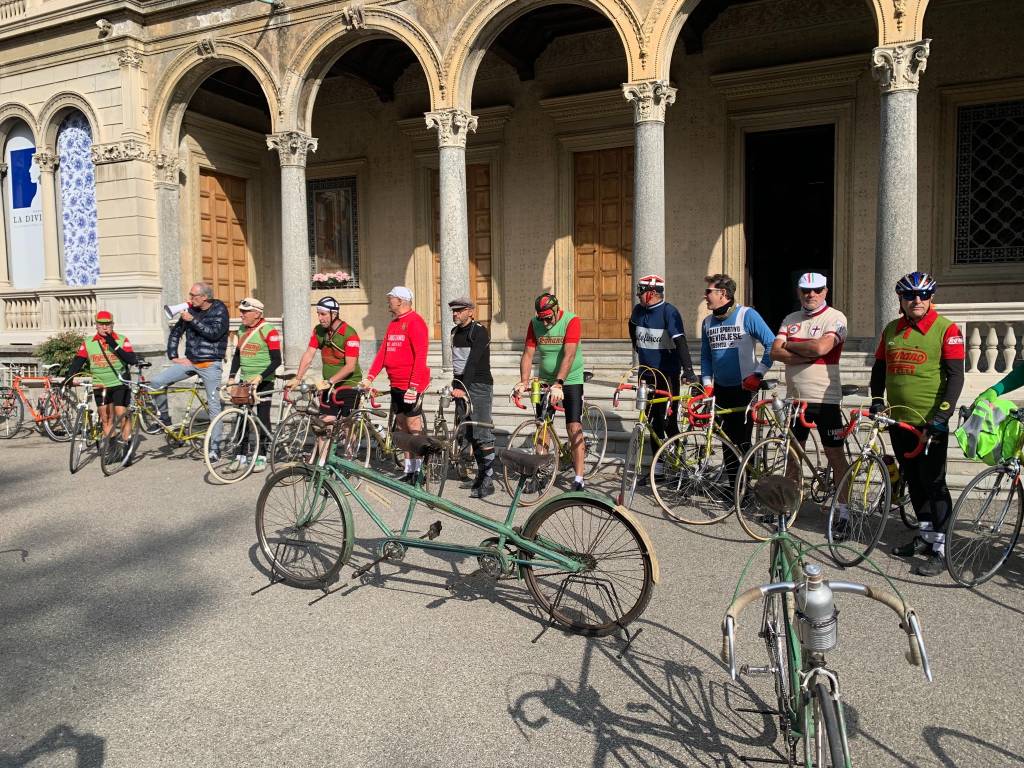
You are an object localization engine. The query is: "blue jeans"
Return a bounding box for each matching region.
[149,361,223,447]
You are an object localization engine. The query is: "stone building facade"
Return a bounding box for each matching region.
[0,0,1021,378]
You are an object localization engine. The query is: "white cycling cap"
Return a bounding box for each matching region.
[797,272,827,289]
[386,286,413,302]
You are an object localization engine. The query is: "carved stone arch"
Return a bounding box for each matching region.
[446,0,646,110]
[0,102,39,142]
[150,39,281,153]
[645,0,705,81]
[283,7,445,131]
[38,92,102,147]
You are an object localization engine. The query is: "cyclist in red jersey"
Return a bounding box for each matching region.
[362,286,431,483]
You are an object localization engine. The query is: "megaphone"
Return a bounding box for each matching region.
[164,302,190,320]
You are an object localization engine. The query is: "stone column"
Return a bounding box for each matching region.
[34,151,63,287]
[151,152,182,311]
[0,162,10,288]
[425,109,477,371]
[871,40,930,335]
[623,81,676,287]
[267,130,318,370]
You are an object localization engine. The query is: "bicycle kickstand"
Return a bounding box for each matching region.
[251,542,287,596]
[531,575,642,659]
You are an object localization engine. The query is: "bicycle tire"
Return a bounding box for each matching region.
[619,425,644,508]
[808,680,847,768]
[100,412,137,476]
[68,408,97,474]
[651,429,740,525]
[827,454,891,567]
[520,496,654,636]
[734,437,802,540]
[0,386,24,439]
[502,418,559,506]
[424,417,451,493]
[269,411,315,472]
[581,403,607,478]
[762,587,793,756]
[41,388,76,442]
[945,465,1024,587]
[135,390,164,435]
[205,407,259,484]
[184,401,212,456]
[897,486,919,529]
[332,417,371,492]
[256,465,352,587]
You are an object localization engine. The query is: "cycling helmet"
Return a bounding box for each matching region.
[535,292,559,321]
[636,274,665,296]
[894,272,936,295]
[314,296,340,314]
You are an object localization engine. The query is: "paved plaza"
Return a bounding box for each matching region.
[2,433,1023,768]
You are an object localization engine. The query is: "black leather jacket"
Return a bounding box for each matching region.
[166,299,229,362]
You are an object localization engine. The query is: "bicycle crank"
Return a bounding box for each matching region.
[350,521,443,579]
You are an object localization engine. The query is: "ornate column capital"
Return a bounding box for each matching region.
[149,151,180,185]
[33,152,58,173]
[872,40,930,94]
[266,131,318,167]
[424,109,478,149]
[622,80,677,124]
[117,49,143,68]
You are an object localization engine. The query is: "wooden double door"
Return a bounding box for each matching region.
[199,169,251,309]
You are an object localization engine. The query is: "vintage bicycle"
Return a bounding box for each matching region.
[721,475,932,767]
[423,383,494,494]
[0,362,77,441]
[254,413,657,636]
[67,376,105,473]
[944,404,1024,587]
[503,377,607,505]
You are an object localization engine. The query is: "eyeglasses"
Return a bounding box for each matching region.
[188,292,204,298]
[899,290,934,301]
[704,288,724,296]
[96,321,112,326]
[800,287,825,295]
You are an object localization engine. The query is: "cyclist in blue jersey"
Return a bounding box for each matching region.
[700,273,776,482]
[628,274,696,447]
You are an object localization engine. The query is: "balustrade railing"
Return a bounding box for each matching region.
[0,0,27,20]
[942,302,1023,378]
[55,293,98,331]
[3,295,41,330]
[1,290,97,334]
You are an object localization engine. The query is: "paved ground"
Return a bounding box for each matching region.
[2,430,1023,768]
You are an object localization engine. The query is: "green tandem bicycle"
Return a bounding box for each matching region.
[255,414,658,636]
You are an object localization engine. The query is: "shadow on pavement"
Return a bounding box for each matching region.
[0,724,105,767]
[923,726,1024,766]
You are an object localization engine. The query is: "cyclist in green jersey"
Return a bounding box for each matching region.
[975,365,1024,404]
[227,297,281,472]
[291,296,362,420]
[515,292,588,490]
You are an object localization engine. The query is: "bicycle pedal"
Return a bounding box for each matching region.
[425,521,442,540]
[740,664,776,676]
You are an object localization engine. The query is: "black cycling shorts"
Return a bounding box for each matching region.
[791,402,846,448]
[94,385,130,408]
[536,383,584,425]
[389,387,424,418]
[319,386,357,418]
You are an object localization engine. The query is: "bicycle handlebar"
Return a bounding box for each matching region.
[511,383,564,413]
[854,410,929,458]
[720,579,932,684]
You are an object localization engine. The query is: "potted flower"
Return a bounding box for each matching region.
[311,270,353,289]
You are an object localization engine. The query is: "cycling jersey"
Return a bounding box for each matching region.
[990,365,1024,398]
[77,333,134,388]
[776,304,847,404]
[525,310,585,385]
[367,310,430,391]
[310,321,362,385]
[629,300,692,376]
[700,305,775,387]
[237,320,281,379]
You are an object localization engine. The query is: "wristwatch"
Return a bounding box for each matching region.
[556,379,565,385]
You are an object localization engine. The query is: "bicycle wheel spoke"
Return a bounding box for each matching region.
[946,466,1022,586]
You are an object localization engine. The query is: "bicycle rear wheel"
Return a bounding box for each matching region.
[827,454,891,567]
[619,426,645,508]
[135,390,164,435]
[332,417,371,492]
[945,465,1023,587]
[68,408,98,474]
[205,407,259,483]
[0,386,24,439]
[41,388,77,442]
[269,411,315,472]
[652,430,740,525]
[734,437,802,540]
[256,465,352,587]
[581,403,607,478]
[521,497,655,636]
[806,680,847,768]
[184,401,212,456]
[502,418,559,506]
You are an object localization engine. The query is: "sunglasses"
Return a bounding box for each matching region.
[800,287,826,295]
[899,290,934,301]
[96,321,113,326]
[704,288,723,296]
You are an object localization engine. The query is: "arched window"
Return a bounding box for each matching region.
[2,119,44,289]
[55,111,99,286]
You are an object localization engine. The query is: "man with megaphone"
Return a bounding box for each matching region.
[150,282,230,461]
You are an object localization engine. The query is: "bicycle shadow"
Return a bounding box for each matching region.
[0,724,105,767]
[505,618,779,767]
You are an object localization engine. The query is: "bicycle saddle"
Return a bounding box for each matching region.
[495,448,554,477]
[842,384,865,397]
[753,475,801,516]
[136,360,152,369]
[392,431,443,457]
[759,378,778,390]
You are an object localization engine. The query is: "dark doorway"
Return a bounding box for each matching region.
[745,124,835,334]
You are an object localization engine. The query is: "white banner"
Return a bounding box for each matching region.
[4,124,44,289]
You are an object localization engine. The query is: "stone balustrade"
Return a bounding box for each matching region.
[942,302,1023,380]
[2,295,41,330]
[0,0,27,20]
[0,289,96,334]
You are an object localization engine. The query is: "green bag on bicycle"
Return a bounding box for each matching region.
[955,397,1023,466]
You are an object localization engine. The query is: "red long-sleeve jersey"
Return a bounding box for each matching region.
[367,310,431,391]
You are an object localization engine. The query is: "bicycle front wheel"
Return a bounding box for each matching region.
[100,412,138,476]
[945,465,1024,587]
[806,680,847,768]
[619,425,645,508]
[581,403,607,478]
[0,386,24,439]
[333,417,371,492]
[521,497,655,636]
[184,401,212,456]
[41,388,77,442]
[256,465,352,587]
[68,408,97,474]
[502,418,559,506]
[135,390,164,435]
[827,454,891,567]
[734,437,803,541]
[652,430,741,525]
[205,407,259,483]
[269,411,315,472]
